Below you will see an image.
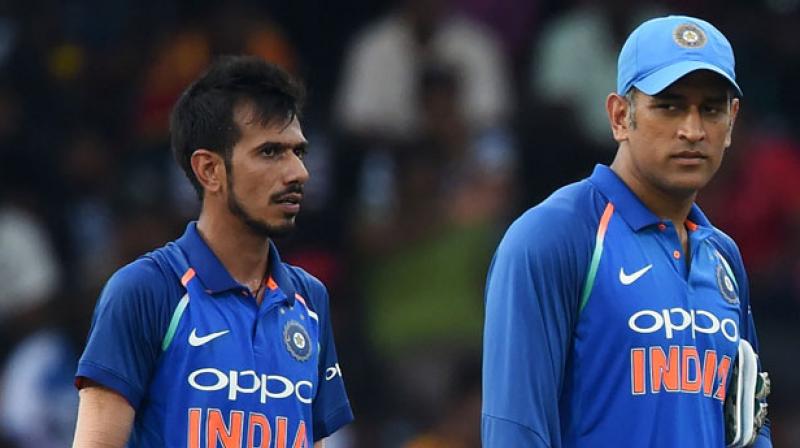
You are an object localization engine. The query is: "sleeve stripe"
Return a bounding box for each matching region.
[579,202,615,313]
[161,293,189,351]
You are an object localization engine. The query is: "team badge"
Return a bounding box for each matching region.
[716,263,739,304]
[284,320,312,362]
[673,23,707,48]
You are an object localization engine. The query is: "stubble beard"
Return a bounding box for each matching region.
[226,174,296,239]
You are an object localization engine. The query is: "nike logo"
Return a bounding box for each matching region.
[619,264,653,285]
[188,329,229,347]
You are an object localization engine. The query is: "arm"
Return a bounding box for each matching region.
[73,382,135,448]
[74,258,174,444]
[300,273,354,440]
[716,236,772,448]
[482,206,587,446]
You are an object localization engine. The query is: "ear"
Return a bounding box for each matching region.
[724,98,740,148]
[190,149,227,195]
[607,92,633,143]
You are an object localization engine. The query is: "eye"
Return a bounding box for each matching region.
[293,146,307,160]
[260,146,278,158]
[655,103,677,111]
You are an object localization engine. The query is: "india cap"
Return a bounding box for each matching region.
[617,15,742,97]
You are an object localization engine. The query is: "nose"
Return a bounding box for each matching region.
[285,151,309,185]
[677,107,705,144]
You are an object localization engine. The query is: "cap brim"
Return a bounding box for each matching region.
[634,60,743,97]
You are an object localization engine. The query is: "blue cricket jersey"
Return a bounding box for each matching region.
[76,222,353,447]
[482,165,771,447]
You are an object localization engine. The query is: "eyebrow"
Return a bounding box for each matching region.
[254,141,308,153]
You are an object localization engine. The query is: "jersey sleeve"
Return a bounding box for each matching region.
[711,233,772,447]
[75,257,174,409]
[482,203,592,446]
[302,275,354,440]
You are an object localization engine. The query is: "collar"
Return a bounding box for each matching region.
[588,164,711,232]
[175,222,296,305]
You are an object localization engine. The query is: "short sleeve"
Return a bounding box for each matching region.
[75,257,175,409]
[303,277,354,440]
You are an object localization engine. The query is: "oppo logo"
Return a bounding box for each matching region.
[188,368,313,404]
[628,308,738,342]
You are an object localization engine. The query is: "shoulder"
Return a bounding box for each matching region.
[283,264,330,313]
[102,257,167,300]
[95,251,182,317]
[706,226,744,267]
[501,178,607,255]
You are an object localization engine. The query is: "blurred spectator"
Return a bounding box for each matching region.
[334,0,512,142]
[58,128,118,289]
[354,64,514,443]
[529,0,662,148]
[403,356,481,448]
[0,205,76,448]
[454,0,540,60]
[0,206,60,335]
[135,27,211,141]
[0,328,78,448]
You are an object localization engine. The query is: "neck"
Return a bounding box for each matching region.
[196,205,269,290]
[609,160,695,227]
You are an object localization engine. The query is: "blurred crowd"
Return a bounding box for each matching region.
[0,0,798,446]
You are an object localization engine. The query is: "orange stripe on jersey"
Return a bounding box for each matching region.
[181,268,196,286]
[294,293,307,306]
[685,220,698,232]
[267,277,279,290]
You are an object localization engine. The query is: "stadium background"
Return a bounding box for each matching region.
[0,0,798,446]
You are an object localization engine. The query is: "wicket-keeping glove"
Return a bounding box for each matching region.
[725,339,770,448]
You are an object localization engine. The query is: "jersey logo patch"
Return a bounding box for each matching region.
[716,263,739,304]
[619,264,653,285]
[284,320,312,362]
[188,329,230,347]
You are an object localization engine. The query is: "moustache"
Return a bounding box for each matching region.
[271,184,304,201]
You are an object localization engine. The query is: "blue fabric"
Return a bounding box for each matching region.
[617,15,742,96]
[482,165,770,447]
[76,222,353,446]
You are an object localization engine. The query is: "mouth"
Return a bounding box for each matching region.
[273,193,303,213]
[670,151,707,165]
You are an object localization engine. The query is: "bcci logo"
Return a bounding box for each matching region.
[716,263,739,304]
[284,320,312,362]
[673,23,707,48]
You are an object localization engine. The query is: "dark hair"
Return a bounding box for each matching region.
[170,55,305,197]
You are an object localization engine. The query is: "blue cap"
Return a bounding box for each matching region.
[617,15,742,97]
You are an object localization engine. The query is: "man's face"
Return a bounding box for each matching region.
[225,105,309,238]
[622,71,739,196]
